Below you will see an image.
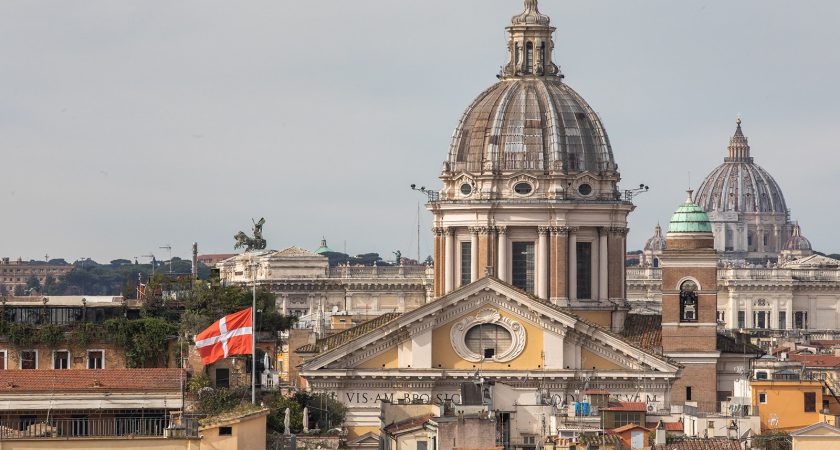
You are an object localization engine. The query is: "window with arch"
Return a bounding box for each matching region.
[679,280,698,323]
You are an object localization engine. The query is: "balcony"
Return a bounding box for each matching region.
[0,415,201,440]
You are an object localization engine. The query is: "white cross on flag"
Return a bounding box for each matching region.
[195,307,253,365]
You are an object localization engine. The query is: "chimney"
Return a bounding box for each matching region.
[655,420,667,445]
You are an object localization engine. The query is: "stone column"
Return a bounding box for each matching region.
[608,227,628,300]
[433,227,445,297]
[537,226,550,299]
[771,301,779,329]
[569,229,578,301]
[470,227,480,283]
[728,290,737,329]
[497,227,509,282]
[550,227,570,302]
[786,301,793,329]
[598,228,608,300]
[745,299,753,329]
[444,227,455,294]
[591,232,599,300]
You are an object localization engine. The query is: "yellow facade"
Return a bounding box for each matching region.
[358,347,398,369]
[431,308,545,370]
[348,426,381,440]
[752,380,824,431]
[199,409,269,450]
[791,422,840,450]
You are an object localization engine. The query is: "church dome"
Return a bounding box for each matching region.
[695,119,788,215]
[445,0,616,176]
[448,79,615,174]
[783,224,812,252]
[668,191,712,234]
[644,224,666,252]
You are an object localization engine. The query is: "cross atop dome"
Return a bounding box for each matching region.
[501,0,561,78]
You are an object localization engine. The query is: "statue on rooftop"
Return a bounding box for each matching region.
[234,218,267,251]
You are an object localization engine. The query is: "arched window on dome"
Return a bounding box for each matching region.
[539,42,546,71]
[652,257,659,268]
[515,42,521,68]
[525,42,534,74]
[679,280,698,323]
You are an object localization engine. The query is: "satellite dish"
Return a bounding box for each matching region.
[769,413,779,429]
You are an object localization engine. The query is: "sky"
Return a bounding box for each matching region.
[1,0,838,263]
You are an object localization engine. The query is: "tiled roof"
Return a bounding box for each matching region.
[621,314,662,351]
[652,438,740,450]
[578,433,624,448]
[604,401,647,412]
[0,369,183,393]
[612,423,649,433]
[200,406,270,428]
[788,353,840,368]
[296,313,402,354]
[809,340,840,349]
[382,414,434,434]
[646,421,684,432]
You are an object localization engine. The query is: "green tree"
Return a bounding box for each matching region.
[13,285,25,296]
[752,431,791,450]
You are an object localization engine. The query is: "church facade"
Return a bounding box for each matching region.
[296,1,761,444]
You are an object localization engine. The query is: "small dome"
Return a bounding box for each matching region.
[644,224,666,252]
[695,119,788,215]
[314,238,332,254]
[669,191,713,234]
[783,224,812,252]
[448,78,615,174]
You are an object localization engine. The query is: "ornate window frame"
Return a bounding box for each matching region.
[450,308,526,363]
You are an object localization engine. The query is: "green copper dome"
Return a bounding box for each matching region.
[668,191,712,233]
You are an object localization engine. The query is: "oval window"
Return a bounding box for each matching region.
[514,182,533,195]
[460,183,473,195]
[578,183,592,196]
[465,323,512,359]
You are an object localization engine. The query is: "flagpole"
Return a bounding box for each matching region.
[252,255,257,405]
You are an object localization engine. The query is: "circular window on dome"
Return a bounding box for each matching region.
[460,183,473,196]
[514,182,533,195]
[465,323,512,359]
[578,183,593,196]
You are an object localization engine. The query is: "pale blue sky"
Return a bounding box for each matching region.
[1,0,838,262]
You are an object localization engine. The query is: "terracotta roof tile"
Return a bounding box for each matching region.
[296,313,402,354]
[646,421,684,431]
[652,438,740,450]
[604,401,647,412]
[578,434,624,448]
[612,423,649,433]
[621,314,662,351]
[788,353,840,368]
[0,369,183,393]
[383,414,434,434]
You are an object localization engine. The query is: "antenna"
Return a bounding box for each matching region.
[159,244,173,274]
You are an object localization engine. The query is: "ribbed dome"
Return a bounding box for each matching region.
[447,78,615,174]
[644,224,666,252]
[783,224,812,252]
[669,191,712,234]
[695,119,788,215]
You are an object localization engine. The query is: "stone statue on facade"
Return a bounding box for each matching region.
[234,218,267,251]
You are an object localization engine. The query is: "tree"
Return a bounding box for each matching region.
[13,285,25,296]
[0,284,7,296]
[267,391,346,435]
[25,276,40,292]
[752,431,791,450]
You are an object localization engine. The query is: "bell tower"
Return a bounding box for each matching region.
[660,190,720,413]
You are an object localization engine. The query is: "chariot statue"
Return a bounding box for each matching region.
[234,218,267,251]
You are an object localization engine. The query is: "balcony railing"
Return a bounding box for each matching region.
[0,416,200,439]
[626,267,840,283]
[328,266,431,279]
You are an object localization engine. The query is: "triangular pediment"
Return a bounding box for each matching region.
[299,278,678,375]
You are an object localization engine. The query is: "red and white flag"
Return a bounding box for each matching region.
[195,307,253,365]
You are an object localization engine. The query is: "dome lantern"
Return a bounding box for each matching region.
[502,0,561,79]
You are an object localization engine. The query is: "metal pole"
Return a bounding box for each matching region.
[252,256,257,404]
